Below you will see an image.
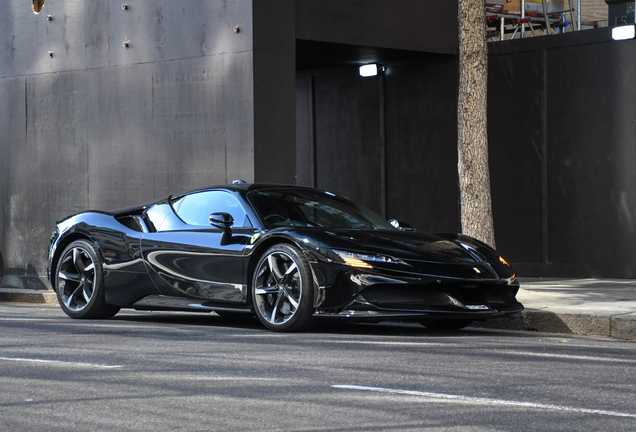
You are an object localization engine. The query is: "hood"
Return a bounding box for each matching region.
[286,228,480,264]
[330,230,477,263]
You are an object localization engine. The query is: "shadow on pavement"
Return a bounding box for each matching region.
[110,310,524,338]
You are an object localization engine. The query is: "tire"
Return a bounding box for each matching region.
[251,244,315,332]
[55,240,120,319]
[422,319,473,331]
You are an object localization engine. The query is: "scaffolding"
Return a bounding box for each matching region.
[486,0,584,41]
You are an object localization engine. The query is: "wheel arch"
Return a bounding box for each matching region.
[246,236,306,302]
[50,233,100,290]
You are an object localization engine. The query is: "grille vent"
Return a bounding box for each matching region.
[358,286,453,308]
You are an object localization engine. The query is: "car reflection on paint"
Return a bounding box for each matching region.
[47,182,523,332]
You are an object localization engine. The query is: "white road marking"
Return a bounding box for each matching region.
[333,385,636,419]
[157,375,277,382]
[496,350,636,364]
[313,341,636,362]
[0,356,122,369]
[317,340,449,347]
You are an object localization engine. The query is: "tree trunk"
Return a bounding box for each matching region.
[457,0,495,248]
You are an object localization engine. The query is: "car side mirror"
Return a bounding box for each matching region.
[210,212,234,245]
[389,219,415,232]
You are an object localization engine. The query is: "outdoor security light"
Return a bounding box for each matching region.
[359,64,378,77]
[612,24,636,40]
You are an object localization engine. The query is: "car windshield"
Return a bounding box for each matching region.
[247,189,397,230]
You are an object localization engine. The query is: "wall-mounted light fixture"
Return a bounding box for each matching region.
[123,41,130,48]
[122,4,129,10]
[612,24,636,40]
[359,64,378,77]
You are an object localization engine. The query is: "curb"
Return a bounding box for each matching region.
[478,309,636,341]
[0,288,57,305]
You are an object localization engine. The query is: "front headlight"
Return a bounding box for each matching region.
[333,250,407,269]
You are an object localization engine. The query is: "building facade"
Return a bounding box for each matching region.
[1,0,635,289]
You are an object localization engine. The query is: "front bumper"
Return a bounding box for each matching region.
[313,265,523,321]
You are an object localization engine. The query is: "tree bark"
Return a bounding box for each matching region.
[457,0,496,248]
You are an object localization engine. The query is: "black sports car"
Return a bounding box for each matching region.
[47,182,523,331]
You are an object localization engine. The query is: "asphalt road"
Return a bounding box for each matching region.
[1,304,635,432]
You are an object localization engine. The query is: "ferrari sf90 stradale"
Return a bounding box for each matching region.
[48,183,523,331]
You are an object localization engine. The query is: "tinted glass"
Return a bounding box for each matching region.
[247,189,396,230]
[173,191,250,227]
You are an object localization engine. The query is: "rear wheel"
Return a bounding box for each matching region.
[251,244,315,332]
[55,240,119,319]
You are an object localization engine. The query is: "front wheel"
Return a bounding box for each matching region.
[55,240,120,319]
[251,244,315,332]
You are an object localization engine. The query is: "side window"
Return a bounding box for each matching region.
[174,191,250,227]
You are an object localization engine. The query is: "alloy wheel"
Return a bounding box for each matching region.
[57,246,96,312]
[253,250,303,326]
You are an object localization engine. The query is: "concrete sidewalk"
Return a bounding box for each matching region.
[475,278,636,341]
[1,278,635,341]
